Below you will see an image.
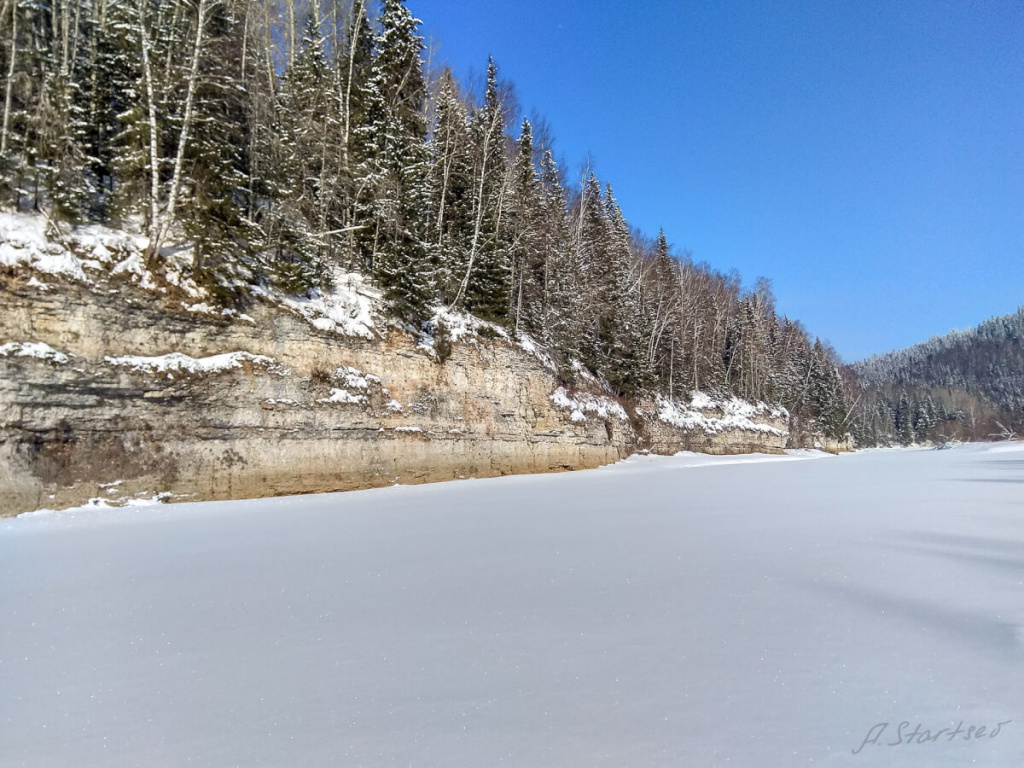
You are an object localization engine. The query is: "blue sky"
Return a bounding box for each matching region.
[410,0,1024,362]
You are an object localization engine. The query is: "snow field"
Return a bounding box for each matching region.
[2,444,1022,767]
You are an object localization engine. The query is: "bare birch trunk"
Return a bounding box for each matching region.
[60,0,71,75]
[69,0,82,72]
[286,0,296,69]
[342,0,364,159]
[1,0,17,156]
[449,113,500,310]
[153,0,215,257]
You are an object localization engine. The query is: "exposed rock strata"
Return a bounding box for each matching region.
[0,279,790,516]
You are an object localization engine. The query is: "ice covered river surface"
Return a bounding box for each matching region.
[2,443,1023,767]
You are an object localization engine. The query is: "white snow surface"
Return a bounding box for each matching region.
[0,341,69,364]
[550,386,629,422]
[655,392,790,436]
[984,440,1024,454]
[103,351,285,375]
[0,213,379,334]
[25,276,49,290]
[3,444,1022,766]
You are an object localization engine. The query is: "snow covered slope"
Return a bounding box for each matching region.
[2,444,1022,766]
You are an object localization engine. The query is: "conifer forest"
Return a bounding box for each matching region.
[2,0,1019,447]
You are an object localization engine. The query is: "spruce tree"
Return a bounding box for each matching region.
[537,149,579,365]
[338,0,374,268]
[507,118,544,336]
[808,340,848,440]
[354,0,433,322]
[180,1,251,296]
[574,172,610,373]
[603,183,652,395]
[104,0,153,223]
[270,12,337,293]
[896,390,914,445]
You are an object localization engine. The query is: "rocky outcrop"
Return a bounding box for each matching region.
[0,276,790,517]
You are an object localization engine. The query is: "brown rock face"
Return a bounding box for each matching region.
[0,280,788,517]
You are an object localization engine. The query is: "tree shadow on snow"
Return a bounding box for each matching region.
[878,532,1024,580]
[799,578,1023,659]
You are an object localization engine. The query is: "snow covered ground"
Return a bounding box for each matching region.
[2,444,1023,767]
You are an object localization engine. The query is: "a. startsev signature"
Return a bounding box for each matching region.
[852,719,1012,755]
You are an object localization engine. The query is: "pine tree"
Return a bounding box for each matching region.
[647,228,681,396]
[269,11,337,292]
[0,0,92,216]
[81,1,130,216]
[0,0,43,209]
[36,71,93,220]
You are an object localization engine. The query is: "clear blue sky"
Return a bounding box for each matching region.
[410,0,1024,362]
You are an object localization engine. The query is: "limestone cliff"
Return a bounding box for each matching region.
[0,230,791,517]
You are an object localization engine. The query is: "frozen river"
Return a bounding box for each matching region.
[2,444,1022,766]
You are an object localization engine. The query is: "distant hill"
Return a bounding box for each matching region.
[847,307,1024,445]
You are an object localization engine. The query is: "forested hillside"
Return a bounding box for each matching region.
[0,0,848,440]
[847,307,1024,445]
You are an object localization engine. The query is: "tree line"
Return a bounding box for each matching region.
[0,0,849,438]
[847,307,1024,445]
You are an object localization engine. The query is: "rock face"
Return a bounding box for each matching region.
[0,278,790,517]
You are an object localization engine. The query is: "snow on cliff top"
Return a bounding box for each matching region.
[548,387,789,436]
[654,393,790,437]
[549,387,629,423]
[0,211,560,363]
[0,211,187,293]
[251,268,378,340]
[1,213,776,416]
[0,212,90,281]
[423,307,558,372]
[0,211,377,339]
